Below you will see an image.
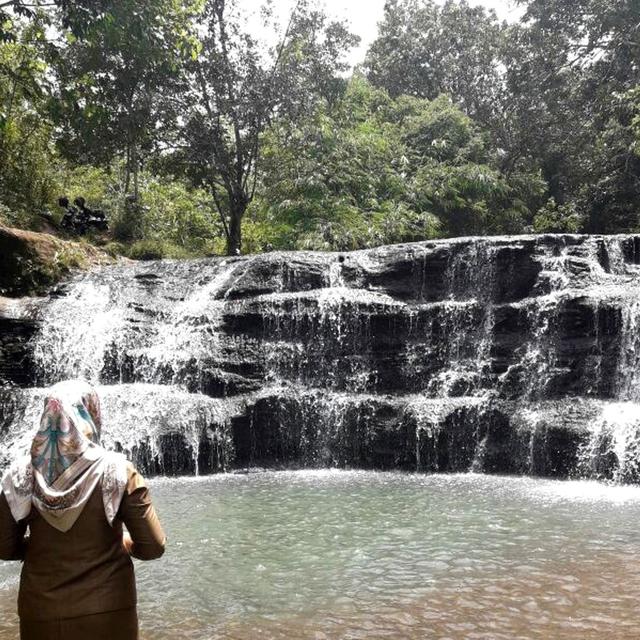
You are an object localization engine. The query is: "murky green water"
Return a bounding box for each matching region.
[2,471,640,639]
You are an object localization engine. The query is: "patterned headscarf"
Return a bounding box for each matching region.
[1,380,128,533]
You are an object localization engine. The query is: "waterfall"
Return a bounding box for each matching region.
[3,234,640,481]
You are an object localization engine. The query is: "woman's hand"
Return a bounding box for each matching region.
[122,532,134,555]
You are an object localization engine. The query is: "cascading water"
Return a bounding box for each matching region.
[2,234,640,481]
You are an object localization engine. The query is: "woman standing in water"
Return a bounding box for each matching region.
[0,380,166,640]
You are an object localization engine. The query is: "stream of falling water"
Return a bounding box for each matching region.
[3,235,640,479]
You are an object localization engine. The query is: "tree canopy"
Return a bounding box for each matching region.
[0,0,638,256]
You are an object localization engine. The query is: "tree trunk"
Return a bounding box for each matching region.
[132,143,139,200]
[124,145,131,194]
[227,205,243,255]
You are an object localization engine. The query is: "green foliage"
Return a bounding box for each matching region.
[631,87,640,154]
[61,165,115,208]
[102,241,127,258]
[172,0,359,254]
[2,0,640,261]
[365,0,505,123]
[110,198,144,243]
[400,94,486,164]
[87,171,219,253]
[504,0,640,217]
[257,77,543,247]
[0,29,60,217]
[580,89,640,233]
[258,77,421,250]
[139,178,219,254]
[52,0,200,197]
[533,198,583,233]
[0,2,45,43]
[126,239,191,261]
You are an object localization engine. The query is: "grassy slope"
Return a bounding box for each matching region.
[0,224,116,297]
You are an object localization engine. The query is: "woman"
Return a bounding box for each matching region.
[0,380,166,640]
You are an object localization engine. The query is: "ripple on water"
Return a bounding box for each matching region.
[1,471,640,640]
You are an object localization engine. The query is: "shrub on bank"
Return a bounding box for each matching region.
[126,239,193,261]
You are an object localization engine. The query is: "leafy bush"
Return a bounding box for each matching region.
[126,240,175,261]
[102,241,128,258]
[141,178,220,254]
[533,198,583,234]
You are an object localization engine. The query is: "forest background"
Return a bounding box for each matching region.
[0,0,638,257]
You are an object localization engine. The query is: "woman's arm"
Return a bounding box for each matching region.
[119,463,166,561]
[0,492,27,561]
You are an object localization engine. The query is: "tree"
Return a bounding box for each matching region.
[50,0,197,205]
[365,0,506,126]
[365,0,640,237]
[580,89,640,233]
[399,93,545,236]
[0,22,59,216]
[174,0,358,255]
[258,76,427,250]
[0,1,51,42]
[533,198,582,233]
[257,77,545,247]
[514,0,639,85]
[503,0,640,218]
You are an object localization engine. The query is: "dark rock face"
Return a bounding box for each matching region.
[0,298,40,387]
[3,234,640,481]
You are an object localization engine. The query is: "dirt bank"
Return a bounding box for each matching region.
[0,225,115,297]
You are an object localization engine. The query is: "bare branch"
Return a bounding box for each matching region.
[242,0,303,194]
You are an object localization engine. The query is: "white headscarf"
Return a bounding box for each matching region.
[1,380,128,532]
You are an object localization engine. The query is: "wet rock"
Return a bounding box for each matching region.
[3,234,640,481]
[0,297,42,386]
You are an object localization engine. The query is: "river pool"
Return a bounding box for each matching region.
[1,471,640,639]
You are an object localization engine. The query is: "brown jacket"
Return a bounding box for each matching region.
[0,462,165,621]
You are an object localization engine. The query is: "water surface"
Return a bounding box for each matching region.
[2,471,640,639]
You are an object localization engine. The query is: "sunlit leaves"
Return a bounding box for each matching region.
[256,75,543,247]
